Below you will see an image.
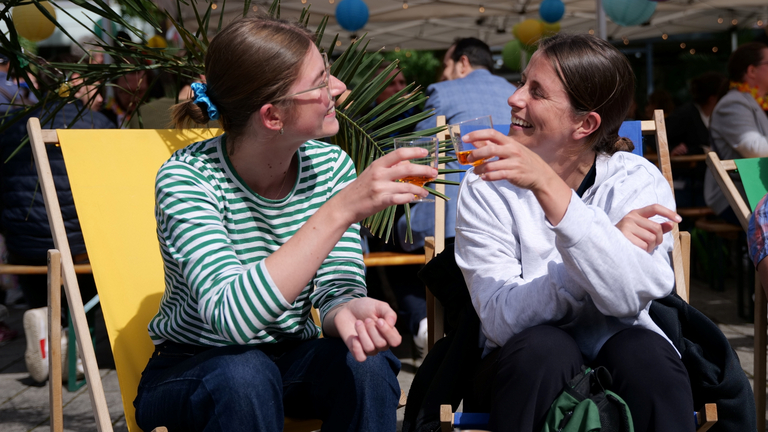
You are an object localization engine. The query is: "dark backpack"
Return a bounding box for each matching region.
[541,366,633,432]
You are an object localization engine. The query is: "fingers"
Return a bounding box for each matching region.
[633,204,682,223]
[376,147,430,168]
[462,128,509,145]
[387,159,439,182]
[347,335,367,363]
[354,318,401,358]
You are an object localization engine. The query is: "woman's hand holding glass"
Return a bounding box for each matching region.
[333,146,439,226]
[462,128,558,191]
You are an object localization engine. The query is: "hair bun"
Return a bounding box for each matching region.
[614,136,635,153]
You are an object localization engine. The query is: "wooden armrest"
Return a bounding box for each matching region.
[0,263,93,274]
[695,403,717,432]
[362,252,425,267]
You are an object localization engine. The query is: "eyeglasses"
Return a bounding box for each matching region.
[273,52,333,103]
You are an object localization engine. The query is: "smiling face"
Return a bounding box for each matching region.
[507,52,588,161]
[282,47,347,141]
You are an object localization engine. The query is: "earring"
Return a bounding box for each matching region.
[279,127,284,135]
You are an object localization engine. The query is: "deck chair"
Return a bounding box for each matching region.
[706,151,768,432]
[436,110,717,431]
[26,120,328,432]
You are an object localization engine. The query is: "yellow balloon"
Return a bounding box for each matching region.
[541,21,561,37]
[148,35,167,49]
[12,1,57,42]
[515,19,543,47]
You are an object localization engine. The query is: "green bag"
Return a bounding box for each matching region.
[541,366,633,432]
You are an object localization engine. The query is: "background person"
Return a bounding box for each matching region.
[455,33,693,432]
[665,71,728,208]
[0,53,114,384]
[133,17,437,432]
[704,42,768,224]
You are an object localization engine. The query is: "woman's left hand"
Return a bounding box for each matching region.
[464,129,556,191]
[329,298,402,362]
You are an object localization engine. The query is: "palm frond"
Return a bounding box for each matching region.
[0,0,451,242]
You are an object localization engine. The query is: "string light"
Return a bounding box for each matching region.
[329,0,335,3]
[731,18,738,25]
[623,37,629,45]
[479,5,485,13]
[336,40,342,46]
[252,5,258,12]
[662,33,668,40]
[690,48,696,54]
[403,1,408,9]
[680,43,686,49]
[712,46,719,52]
[405,51,412,57]
[211,2,217,9]
[588,28,595,35]
[301,0,307,3]
[717,16,723,24]
[395,46,401,52]
[758,20,764,27]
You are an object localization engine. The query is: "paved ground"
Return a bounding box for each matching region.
[0,273,764,431]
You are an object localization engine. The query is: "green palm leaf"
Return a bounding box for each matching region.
[0,0,456,242]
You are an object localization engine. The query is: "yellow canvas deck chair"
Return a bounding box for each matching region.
[435,110,717,432]
[706,151,768,431]
[27,119,328,432]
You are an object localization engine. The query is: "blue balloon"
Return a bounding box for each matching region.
[602,0,656,27]
[336,0,369,32]
[539,0,565,24]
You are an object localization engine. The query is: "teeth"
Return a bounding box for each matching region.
[512,117,532,128]
[327,106,335,115]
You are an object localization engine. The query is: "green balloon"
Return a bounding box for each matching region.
[502,40,532,71]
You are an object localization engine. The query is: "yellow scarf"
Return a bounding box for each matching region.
[730,81,768,111]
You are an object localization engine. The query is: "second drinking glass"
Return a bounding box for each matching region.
[393,136,439,203]
[448,115,493,167]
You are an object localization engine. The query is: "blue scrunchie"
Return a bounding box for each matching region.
[190,82,220,121]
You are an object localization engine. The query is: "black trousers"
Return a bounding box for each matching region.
[467,325,695,432]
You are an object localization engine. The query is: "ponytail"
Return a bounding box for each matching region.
[171,99,210,128]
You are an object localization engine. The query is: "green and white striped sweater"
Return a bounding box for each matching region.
[148,135,366,346]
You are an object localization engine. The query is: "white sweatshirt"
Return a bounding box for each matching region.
[455,151,677,360]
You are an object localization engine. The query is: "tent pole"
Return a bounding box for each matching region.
[596,0,607,40]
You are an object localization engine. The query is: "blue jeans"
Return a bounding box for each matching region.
[134,338,401,432]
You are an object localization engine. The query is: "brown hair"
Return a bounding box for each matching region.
[728,42,768,82]
[172,17,315,138]
[538,33,636,155]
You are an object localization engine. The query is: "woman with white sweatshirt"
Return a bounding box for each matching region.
[454,33,693,432]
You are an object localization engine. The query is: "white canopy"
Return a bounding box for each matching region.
[160,0,768,50]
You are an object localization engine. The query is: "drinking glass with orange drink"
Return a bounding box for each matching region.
[448,115,494,167]
[393,136,439,202]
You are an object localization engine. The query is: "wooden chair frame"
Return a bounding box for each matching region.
[705,150,766,432]
[433,110,718,431]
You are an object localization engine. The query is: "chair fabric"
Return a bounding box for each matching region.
[733,158,768,211]
[618,120,643,157]
[57,128,223,432]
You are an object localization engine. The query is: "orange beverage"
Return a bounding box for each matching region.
[457,150,486,167]
[399,175,436,188]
